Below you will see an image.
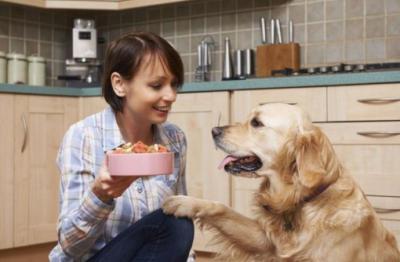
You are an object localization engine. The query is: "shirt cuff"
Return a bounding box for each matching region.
[79,189,115,222]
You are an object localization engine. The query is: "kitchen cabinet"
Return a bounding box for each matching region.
[0,94,15,249]
[12,95,79,247]
[230,84,400,246]
[3,0,190,10]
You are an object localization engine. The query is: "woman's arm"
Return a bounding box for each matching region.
[56,124,115,258]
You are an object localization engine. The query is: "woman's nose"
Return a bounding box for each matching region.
[162,85,177,102]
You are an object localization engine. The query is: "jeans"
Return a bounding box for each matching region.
[88,209,194,262]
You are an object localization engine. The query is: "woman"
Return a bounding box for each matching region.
[49,32,194,261]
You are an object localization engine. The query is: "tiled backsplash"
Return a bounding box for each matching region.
[0,0,399,86]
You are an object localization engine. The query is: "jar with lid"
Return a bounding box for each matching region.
[28,55,46,86]
[0,51,6,83]
[7,53,27,84]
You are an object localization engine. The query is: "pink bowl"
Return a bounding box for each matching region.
[106,152,174,176]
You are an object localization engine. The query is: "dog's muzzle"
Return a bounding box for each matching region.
[212,126,263,175]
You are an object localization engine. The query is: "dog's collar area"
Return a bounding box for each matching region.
[261,183,332,232]
[302,183,331,203]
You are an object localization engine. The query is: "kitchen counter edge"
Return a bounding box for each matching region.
[1,71,400,97]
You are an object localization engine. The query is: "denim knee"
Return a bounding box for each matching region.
[164,214,195,251]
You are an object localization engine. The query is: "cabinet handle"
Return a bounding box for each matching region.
[21,114,28,153]
[357,98,400,104]
[259,102,298,106]
[357,132,400,138]
[374,207,400,214]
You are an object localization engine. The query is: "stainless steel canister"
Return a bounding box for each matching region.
[234,49,244,79]
[7,53,27,84]
[0,51,6,83]
[28,55,46,86]
[222,37,233,80]
[244,49,254,77]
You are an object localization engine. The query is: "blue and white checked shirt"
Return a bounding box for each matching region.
[49,106,187,261]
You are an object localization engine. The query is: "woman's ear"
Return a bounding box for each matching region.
[295,127,326,189]
[110,72,126,97]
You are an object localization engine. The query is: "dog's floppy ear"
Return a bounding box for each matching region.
[294,127,327,189]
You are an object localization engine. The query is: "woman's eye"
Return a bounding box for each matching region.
[250,118,263,128]
[149,83,162,89]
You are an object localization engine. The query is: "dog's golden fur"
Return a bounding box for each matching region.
[163,103,400,261]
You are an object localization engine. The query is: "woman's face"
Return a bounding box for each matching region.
[122,55,178,125]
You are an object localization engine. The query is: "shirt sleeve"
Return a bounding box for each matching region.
[56,123,115,259]
[175,128,188,195]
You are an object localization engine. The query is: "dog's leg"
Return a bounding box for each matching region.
[163,195,273,254]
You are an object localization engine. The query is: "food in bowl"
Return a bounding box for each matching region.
[107,141,174,176]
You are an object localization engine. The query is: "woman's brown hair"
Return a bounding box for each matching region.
[102,32,184,112]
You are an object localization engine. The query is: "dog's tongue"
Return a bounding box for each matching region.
[218,155,238,169]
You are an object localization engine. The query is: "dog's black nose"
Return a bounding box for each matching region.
[212,127,223,138]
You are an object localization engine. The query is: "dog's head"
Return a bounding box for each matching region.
[213,103,340,202]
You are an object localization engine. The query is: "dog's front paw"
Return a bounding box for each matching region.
[162,195,201,218]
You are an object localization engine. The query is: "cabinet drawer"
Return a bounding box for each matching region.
[232,87,327,122]
[332,145,400,196]
[328,84,400,121]
[318,122,400,145]
[368,196,400,220]
[367,196,400,247]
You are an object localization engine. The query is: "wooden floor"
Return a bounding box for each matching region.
[0,243,217,262]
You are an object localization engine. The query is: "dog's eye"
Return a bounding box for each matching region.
[250,118,263,128]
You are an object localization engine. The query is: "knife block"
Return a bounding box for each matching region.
[256,43,300,77]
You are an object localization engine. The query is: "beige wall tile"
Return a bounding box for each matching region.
[289,4,305,24]
[365,0,384,16]
[237,11,253,30]
[10,38,24,53]
[345,19,364,40]
[306,44,325,65]
[162,20,175,37]
[307,2,324,23]
[326,21,344,41]
[345,39,364,62]
[387,15,400,36]
[206,15,221,33]
[221,13,236,32]
[366,17,384,38]
[326,0,343,21]
[386,0,400,14]
[345,0,364,18]
[386,37,400,59]
[307,23,324,43]
[326,42,344,63]
[237,30,252,50]
[366,38,385,60]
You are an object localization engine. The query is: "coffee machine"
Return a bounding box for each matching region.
[58,18,102,87]
[73,19,97,60]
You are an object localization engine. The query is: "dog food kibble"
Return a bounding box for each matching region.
[113,141,169,154]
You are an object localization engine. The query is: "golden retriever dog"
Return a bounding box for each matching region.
[163,103,400,261]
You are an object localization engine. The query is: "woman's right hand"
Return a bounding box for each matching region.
[92,160,138,203]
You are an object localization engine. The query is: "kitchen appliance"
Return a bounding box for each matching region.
[270,62,400,77]
[58,18,102,87]
[73,19,97,60]
[58,59,102,87]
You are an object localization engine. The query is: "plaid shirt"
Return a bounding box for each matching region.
[49,106,187,261]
